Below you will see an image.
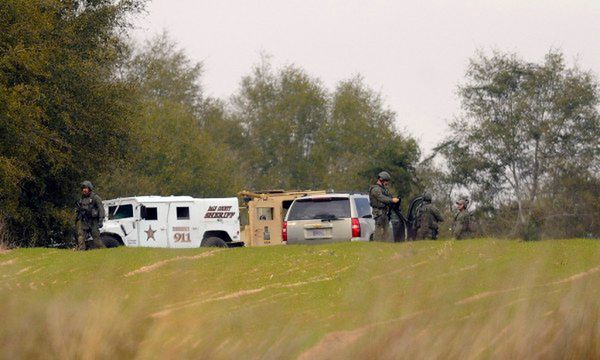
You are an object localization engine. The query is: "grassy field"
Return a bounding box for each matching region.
[1,239,599,359]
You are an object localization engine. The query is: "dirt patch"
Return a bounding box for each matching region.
[0,259,16,266]
[214,288,267,302]
[299,310,426,359]
[549,265,600,285]
[150,271,348,318]
[16,266,32,275]
[455,286,523,305]
[150,287,268,318]
[371,260,428,280]
[298,328,366,360]
[456,265,600,305]
[280,277,331,289]
[124,250,222,277]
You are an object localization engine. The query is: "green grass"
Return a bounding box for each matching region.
[1,239,599,359]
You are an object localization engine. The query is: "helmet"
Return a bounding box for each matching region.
[422,192,432,202]
[81,180,94,191]
[456,195,469,206]
[378,171,391,181]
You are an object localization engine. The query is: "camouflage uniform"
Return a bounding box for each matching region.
[369,184,394,242]
[76,181,106,250]
[452,199,473,240]
[415,196,444,240]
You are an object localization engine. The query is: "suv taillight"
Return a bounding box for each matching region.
[282,221,288,243]
[351,218,361,238]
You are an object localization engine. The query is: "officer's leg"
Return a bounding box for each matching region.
[90,225,105,249]
[373,216,385,242]
[373,226,383,242]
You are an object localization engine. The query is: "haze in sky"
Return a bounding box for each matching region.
[133,0,600,153]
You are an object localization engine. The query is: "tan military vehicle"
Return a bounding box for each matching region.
[239,190,326,246]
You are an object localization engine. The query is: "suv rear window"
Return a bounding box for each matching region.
[287,198,351,220]
[355,197,372,218]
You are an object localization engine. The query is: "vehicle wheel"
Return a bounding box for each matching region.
[100,234,121,248]
[202,236,227,248]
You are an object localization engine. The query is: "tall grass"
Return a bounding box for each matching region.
[0,240,599,359]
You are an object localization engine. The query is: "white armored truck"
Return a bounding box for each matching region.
[100,196,243,248]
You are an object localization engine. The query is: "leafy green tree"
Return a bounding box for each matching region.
[231,59,329,189]
[199,98,247,155]
[441,50,600,238]
[314,76,419,196]
[0,0,144,246]
[232,61,420,195]
[100,34,243,199]
[127,32,203,110]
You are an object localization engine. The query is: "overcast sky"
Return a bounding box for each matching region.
[132,0,600,153]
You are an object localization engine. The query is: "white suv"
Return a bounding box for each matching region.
[283,194,376,244]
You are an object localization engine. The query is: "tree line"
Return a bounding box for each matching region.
[1,1,598,246]
[426,51,600,240]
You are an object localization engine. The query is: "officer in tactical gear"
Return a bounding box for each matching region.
[369,171,400,242]
[75,181,106,250]
[414,192,444,240]
[452,196,473,240]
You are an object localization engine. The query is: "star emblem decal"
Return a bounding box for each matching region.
[145,226,156,241]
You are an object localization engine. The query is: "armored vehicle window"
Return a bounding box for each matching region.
[108,204,134,220]
[257,207,273,221]
[141,206,158,220]
[176,207,190,220]
[239,207,249,226]
[287,198,351,221]
[355,197,372,218]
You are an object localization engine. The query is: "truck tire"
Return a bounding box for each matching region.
[100,234,121,248]
[202,236,227,248]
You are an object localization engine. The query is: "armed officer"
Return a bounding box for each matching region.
[369,171,400,242]
[75,181,106,250]
[415,192,444,240]
[452,196,473,240]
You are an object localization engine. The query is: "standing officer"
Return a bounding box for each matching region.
[415,192,444,240]
[75,181,106,250]
[452,196,473,240]
[369,171,400,242]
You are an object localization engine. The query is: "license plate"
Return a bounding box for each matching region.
[311,229,326,238]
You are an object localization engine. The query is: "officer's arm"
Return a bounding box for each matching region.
[95,196,106,219]
[433,207,444,222]
[371,186,394,205]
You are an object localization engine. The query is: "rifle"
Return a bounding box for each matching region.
[75,201,88,222]
[390,196,409,241]
[390,196,405,221]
